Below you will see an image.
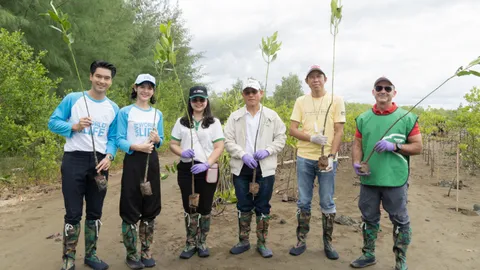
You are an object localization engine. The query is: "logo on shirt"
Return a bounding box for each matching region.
[134,122,154,137]
[80,121,107,137]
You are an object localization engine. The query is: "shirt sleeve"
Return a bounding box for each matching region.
[333,96,346,123]
[290,97,302,123]
[211,119,225,143]
[106,102,119,157]
[155,110,165,148]
[408,122,420,137]
[48,94,75,138]
[171,118,182,141]
[116,108,133,154]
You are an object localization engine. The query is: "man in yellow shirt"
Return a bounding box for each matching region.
[288,65,345,259]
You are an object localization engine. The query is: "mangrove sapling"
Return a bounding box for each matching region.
[359,56,480,174]
[43,1,107,190]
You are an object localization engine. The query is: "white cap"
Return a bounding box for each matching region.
[243,78,261,91]
[134,74,156,86]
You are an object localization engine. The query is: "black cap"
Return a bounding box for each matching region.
[189,86,208,99]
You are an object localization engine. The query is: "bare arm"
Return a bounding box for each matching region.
[330,122,344,155]
[397,134,423,155]
[289,120,311,142]
[352,136,363,164]
[169,140,183,157]
[207,140,224,166]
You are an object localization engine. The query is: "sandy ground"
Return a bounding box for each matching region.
[0,143,479,270]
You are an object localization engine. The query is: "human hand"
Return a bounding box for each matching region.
[181,149,195,158]
[148,129,160,144]
[242,154,258,169]
[253,149,270,160]
[136,142,154,154]
[73,117,93,132]
[321,157,334,172]
[310,134,328,145]
[374,139,395,153]
[191,162,210,174]
[353,163,370,176]
[95,156,111,174]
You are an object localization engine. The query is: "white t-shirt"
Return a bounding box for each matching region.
[245,107,261,155]
[171,117,225,163]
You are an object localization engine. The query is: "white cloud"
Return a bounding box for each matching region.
[178,0,480,109]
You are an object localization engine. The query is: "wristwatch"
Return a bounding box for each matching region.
[107,154,114,161]
[328,154,335,158]
[394,144,402,152]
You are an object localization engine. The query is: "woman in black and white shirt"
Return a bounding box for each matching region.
[169,86,224,259]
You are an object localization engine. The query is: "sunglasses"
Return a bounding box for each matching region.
[243,89,258,95]
[191,97,206,103]
[375,85,393,92]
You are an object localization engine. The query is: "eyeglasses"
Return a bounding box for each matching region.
[243,89,258,95]
[375,85,393,92]
[191,97,206,103]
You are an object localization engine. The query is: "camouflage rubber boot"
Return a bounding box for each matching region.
[84,219,109,270]
[179,212,199,259]
[61,223,80,270]
[393,225,411,270]
[322,213,339,260]
[289,210,311,256]
[197,214,211,258]
[139,221,155,267]
[350,222,379,268]
[230,211,253,255]
[256,214,273,258]
[122,222,143,269]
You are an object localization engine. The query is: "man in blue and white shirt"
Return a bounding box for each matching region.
[48,60,118,270]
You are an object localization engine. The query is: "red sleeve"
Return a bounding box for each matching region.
[408,122,420,137]
[355,127,362,138]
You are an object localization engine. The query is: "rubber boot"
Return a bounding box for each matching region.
[393,225,411,270]
[139,221,156,267]
[122,222,143,269]
[84,219,109,270]
[322,213,339,260]
[197,214,211,257]
[256,214,273,258]
[230,211,253,255]
[350,222,379,268]
[179,212,199,259]
[289,210,311,256]
[61,223,80,270]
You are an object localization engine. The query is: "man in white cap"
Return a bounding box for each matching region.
[224,78,286,258]
[350,76,422,270]
[289,65,346,259]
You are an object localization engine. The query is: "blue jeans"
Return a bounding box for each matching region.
[296,156,337,214]
[233,165,275,215]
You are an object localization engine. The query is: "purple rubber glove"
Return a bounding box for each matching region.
[181,149,195,158]
[191,162,210,174]
[374,139,395,153]
[353,163,370,176]
[253,149,270,160]
[242,154,258,169]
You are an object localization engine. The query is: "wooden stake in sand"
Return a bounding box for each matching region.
[456,143,460,212]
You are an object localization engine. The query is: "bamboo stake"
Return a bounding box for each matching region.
[456,143,460,212]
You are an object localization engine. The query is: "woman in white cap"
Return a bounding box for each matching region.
[169,85,225,259]
[116,74,164,269]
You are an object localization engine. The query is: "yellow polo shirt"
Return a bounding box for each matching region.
[290,93,346,160]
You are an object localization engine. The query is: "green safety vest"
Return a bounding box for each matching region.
[355,107,418,187]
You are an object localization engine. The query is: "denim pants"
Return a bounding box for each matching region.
[296,156,337,214]
[233,165,275,215]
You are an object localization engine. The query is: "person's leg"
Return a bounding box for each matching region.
[382,184,411,270]
[139,151,161,267]
[317,161,338,259]
[230,165,255,255]
[253,173,275,258]
[84,152,109,270]
[350,185,382,268]
[61,152,88,270]
[290,156,316,256]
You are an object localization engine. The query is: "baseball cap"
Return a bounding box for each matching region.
[243,78,261,91]
[134,74,156,86]
[374,76,394,87]
[189,86,208,99]
[305,65,325,79]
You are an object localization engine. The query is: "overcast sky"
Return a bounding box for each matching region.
[177,0,480,109]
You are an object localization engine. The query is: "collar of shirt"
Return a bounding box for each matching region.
[372,102,398,115]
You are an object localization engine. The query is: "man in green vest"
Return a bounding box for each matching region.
[350,76,422,270]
